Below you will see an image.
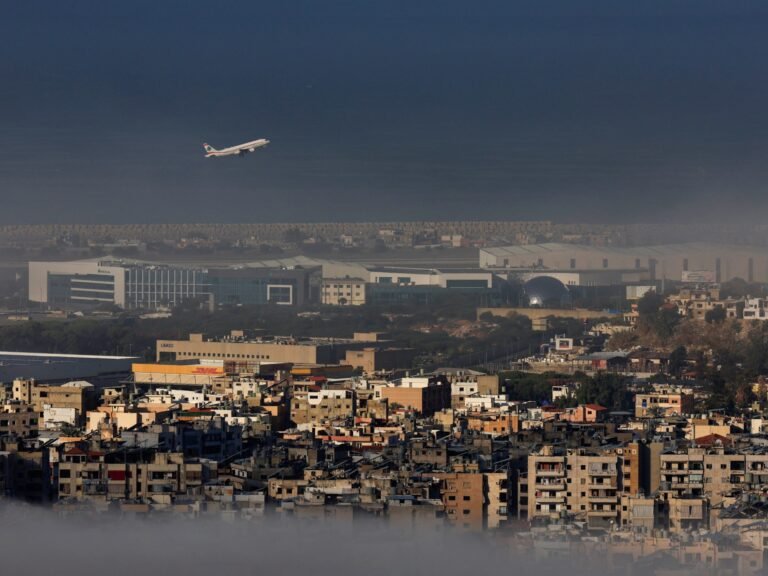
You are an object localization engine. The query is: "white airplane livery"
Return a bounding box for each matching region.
[203,138,270,158]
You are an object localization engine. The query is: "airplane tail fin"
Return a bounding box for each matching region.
[203,143,216,154]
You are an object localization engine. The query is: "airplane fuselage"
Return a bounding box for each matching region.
[204,138,269,158]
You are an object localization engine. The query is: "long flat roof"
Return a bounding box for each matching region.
[481,242,766,258]
[0,351,138,360]
[164,336,357,346]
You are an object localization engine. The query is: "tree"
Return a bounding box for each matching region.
[743,324,768,377]
[705,307,726,324]
[693,349,707,379]
[720,277,750,299]
[575,373,631,411]
[668,346,687,378]
[605,330,638,351]
[637,291,665,317]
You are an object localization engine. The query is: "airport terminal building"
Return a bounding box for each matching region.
[28,259,320,310]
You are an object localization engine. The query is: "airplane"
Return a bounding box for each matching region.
[203,138,270,158]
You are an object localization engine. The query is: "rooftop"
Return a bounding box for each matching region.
[481,241,766,259]
[0,351,138,361]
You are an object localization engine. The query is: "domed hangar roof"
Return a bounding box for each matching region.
[523,276,571,308]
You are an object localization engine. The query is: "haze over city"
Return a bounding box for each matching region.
[3,1,768,224]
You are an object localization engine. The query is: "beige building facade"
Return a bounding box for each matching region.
[156,332,363,364]
[321,278,366,306]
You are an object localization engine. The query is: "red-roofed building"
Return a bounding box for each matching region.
[694,433,733,447]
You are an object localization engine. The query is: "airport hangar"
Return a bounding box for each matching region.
[479,242,768,284]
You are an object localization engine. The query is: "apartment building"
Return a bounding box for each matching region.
[521,447,621,529]
[433,472,508,530]
[744,298,768,321]
[635,391,694,418]
[57,451,216,503]
[120,419,243,462]
[12,379,98,427]
[451,380,478,409]
[409,439,449,468]
[376,377,450,416]
[617,442,642,496]
[667,496,708,532]
[290,388,355,426]
[0,445,51,503]
[0,404,40,438]
[485,472,510,529]
[619,494,656,532]
[659,449,768,507]
[464,413,520,436]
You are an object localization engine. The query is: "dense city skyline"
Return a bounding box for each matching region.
[3,1,768,224]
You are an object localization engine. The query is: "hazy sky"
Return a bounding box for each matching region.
[2,1,768,224]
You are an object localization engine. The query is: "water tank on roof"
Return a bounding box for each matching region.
[523,276,571,308]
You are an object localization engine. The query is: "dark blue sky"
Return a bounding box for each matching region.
[2,1,768,224]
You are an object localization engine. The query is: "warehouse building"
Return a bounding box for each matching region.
[480,242,768,283]
[156,331,367,364]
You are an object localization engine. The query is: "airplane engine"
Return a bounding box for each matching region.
[249,147,255,152]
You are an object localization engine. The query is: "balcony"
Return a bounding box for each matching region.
[537,495,566,504]
[671,481,703,490]
[587,509,618,517]
[534,482,565,491]
[535,469,565,478]
[746,473,768,484]
[588,483,617,491]
[589,493,618,503]
[588,469,616,477]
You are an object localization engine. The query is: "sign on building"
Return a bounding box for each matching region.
[682,270,716,283]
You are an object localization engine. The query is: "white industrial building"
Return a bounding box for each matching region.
[29,260,129,307]
[509,269,648,287]
[367,267,494,289]
[480,242,768,283]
